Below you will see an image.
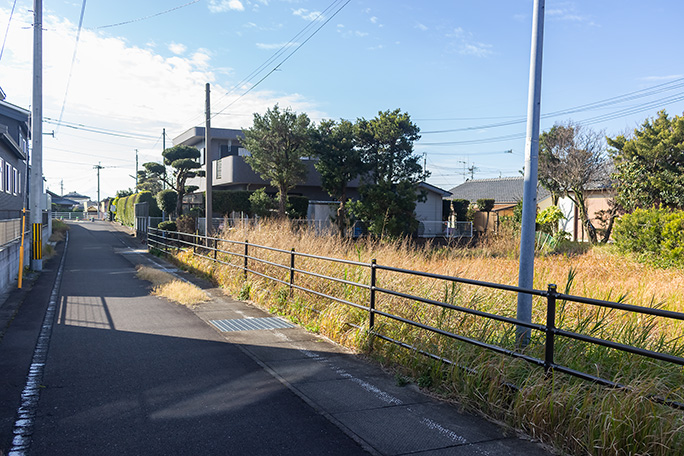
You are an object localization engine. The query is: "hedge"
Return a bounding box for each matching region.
[614,207,684,267]
[114,191,161,227]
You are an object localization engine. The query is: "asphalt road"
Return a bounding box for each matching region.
[4,222,368,455]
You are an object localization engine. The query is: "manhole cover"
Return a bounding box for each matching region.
[210,317,296,332]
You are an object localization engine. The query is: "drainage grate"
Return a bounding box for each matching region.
[210,317,296,332]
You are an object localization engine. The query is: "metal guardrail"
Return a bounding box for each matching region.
[147,227,684,409]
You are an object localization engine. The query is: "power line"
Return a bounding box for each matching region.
[209,0,352,122]
[95,0,201,29]
[43,117,158,140]
[421,77,684,135]
[0,0,17,63]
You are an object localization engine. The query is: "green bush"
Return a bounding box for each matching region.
[157,189,178,215]
[158,220,177,231]
[213,190,252,216]
[114,191,161,226]
[249,189,276,218]
[614,207,684,267]
[287,195,309,219]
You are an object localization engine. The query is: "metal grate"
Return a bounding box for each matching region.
[210,317,296,332]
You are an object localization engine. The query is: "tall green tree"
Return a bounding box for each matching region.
[242,105,312,217]
[351,109,425,237]
[607,110,684,211]
[539,121,609,244]
[146,145,202,216]
[311,119,363,234]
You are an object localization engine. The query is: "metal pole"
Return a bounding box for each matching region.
[369,259,377,330]
[135,149,139,189]
[29,0,43,271]
[516,0,545,346]
[544,283,557,373]
[205,83,213,235]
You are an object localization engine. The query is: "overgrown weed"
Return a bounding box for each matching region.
[163,219,684,456]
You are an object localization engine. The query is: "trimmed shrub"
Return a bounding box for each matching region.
[158,220,177,231]
[287,195,309,219]
[213,190,252,216]
[451,199,470,221]
[157,189,178,215]
[114,191,161,226]
[176,215,196,234]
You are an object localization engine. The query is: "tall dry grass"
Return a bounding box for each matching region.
[164,219,684,456]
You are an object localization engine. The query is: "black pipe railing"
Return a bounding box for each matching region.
[147,227,684,410]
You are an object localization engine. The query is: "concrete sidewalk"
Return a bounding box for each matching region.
[0,221,555,455]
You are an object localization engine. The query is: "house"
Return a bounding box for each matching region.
[448,176,614,241]
[47,190,80,211]
[174,126,449,235]
[0,98,30,220]
[174,127,352,201]
[62,191,92,210]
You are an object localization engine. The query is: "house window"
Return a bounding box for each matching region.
[216,159,222,180]
[0,159,4,192]
[238,147,250,157]
[13,167,19,195]
[3,161,10,193]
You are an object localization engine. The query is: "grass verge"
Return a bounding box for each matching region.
[135,265,208,307]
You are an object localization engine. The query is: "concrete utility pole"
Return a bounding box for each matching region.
[204,83,213,234]
[162,128,166,190]
[29,0,43,271]
[135,149,139,189]
[517,0,546,346]
[94,163,104,220]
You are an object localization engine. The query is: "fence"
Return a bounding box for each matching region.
[52,212,86,221]
[147,226,684,408]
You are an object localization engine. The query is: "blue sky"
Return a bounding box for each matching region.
[1,0,683,199]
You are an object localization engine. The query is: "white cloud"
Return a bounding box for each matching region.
[208,0,245,13]
[446,27,493,58]
[415,23,428,31]
[292,8,322,21]
[168,42,187,55]
[0,8,321,199]
[370,16,378,24]
[256,42,297,50]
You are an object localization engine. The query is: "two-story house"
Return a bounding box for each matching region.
[0,97,30,220]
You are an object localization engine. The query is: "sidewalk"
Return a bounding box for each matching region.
[1,221,555,455]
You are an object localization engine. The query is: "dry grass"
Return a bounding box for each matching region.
[160,219,684,456]
[135,265,208,307]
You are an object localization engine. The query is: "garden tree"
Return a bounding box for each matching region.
[146,145,203,216]
[539,121,609,244]
[476,198,495,233]
[241,105,312,217]
[607,110,684,211]
[311,119,364,233]
[116,188,134,198]
[351,109,425,237]
[156,189,177,216]
[136,164,165,195]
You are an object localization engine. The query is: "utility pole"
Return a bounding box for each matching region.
[204,83,213,234]
[135,149,139,189]
[162,128,166,190]
[60,179,63,196]
[29,0,43,271]
[517,0,546,346]
[94,162,103,220]
[422,152,427,181]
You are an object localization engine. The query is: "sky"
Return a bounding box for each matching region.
[1,0,683,200]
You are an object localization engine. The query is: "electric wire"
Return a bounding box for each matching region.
[44,117,158,140]
[202,0,348,123]
[55,0,87,136]
[0,0,17,63]
[211,0,351,121]
[95,0,201,29]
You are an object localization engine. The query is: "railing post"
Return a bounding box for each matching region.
[544,283,557,373]
[369,259,377,331]
[243,240,249,279]
[289,248,295,295]
[213,237,218,261]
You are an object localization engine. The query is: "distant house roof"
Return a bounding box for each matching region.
[447,177,550,204]
[47,190,79,207]
[419,182,452,197]
[63,191,91,200]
